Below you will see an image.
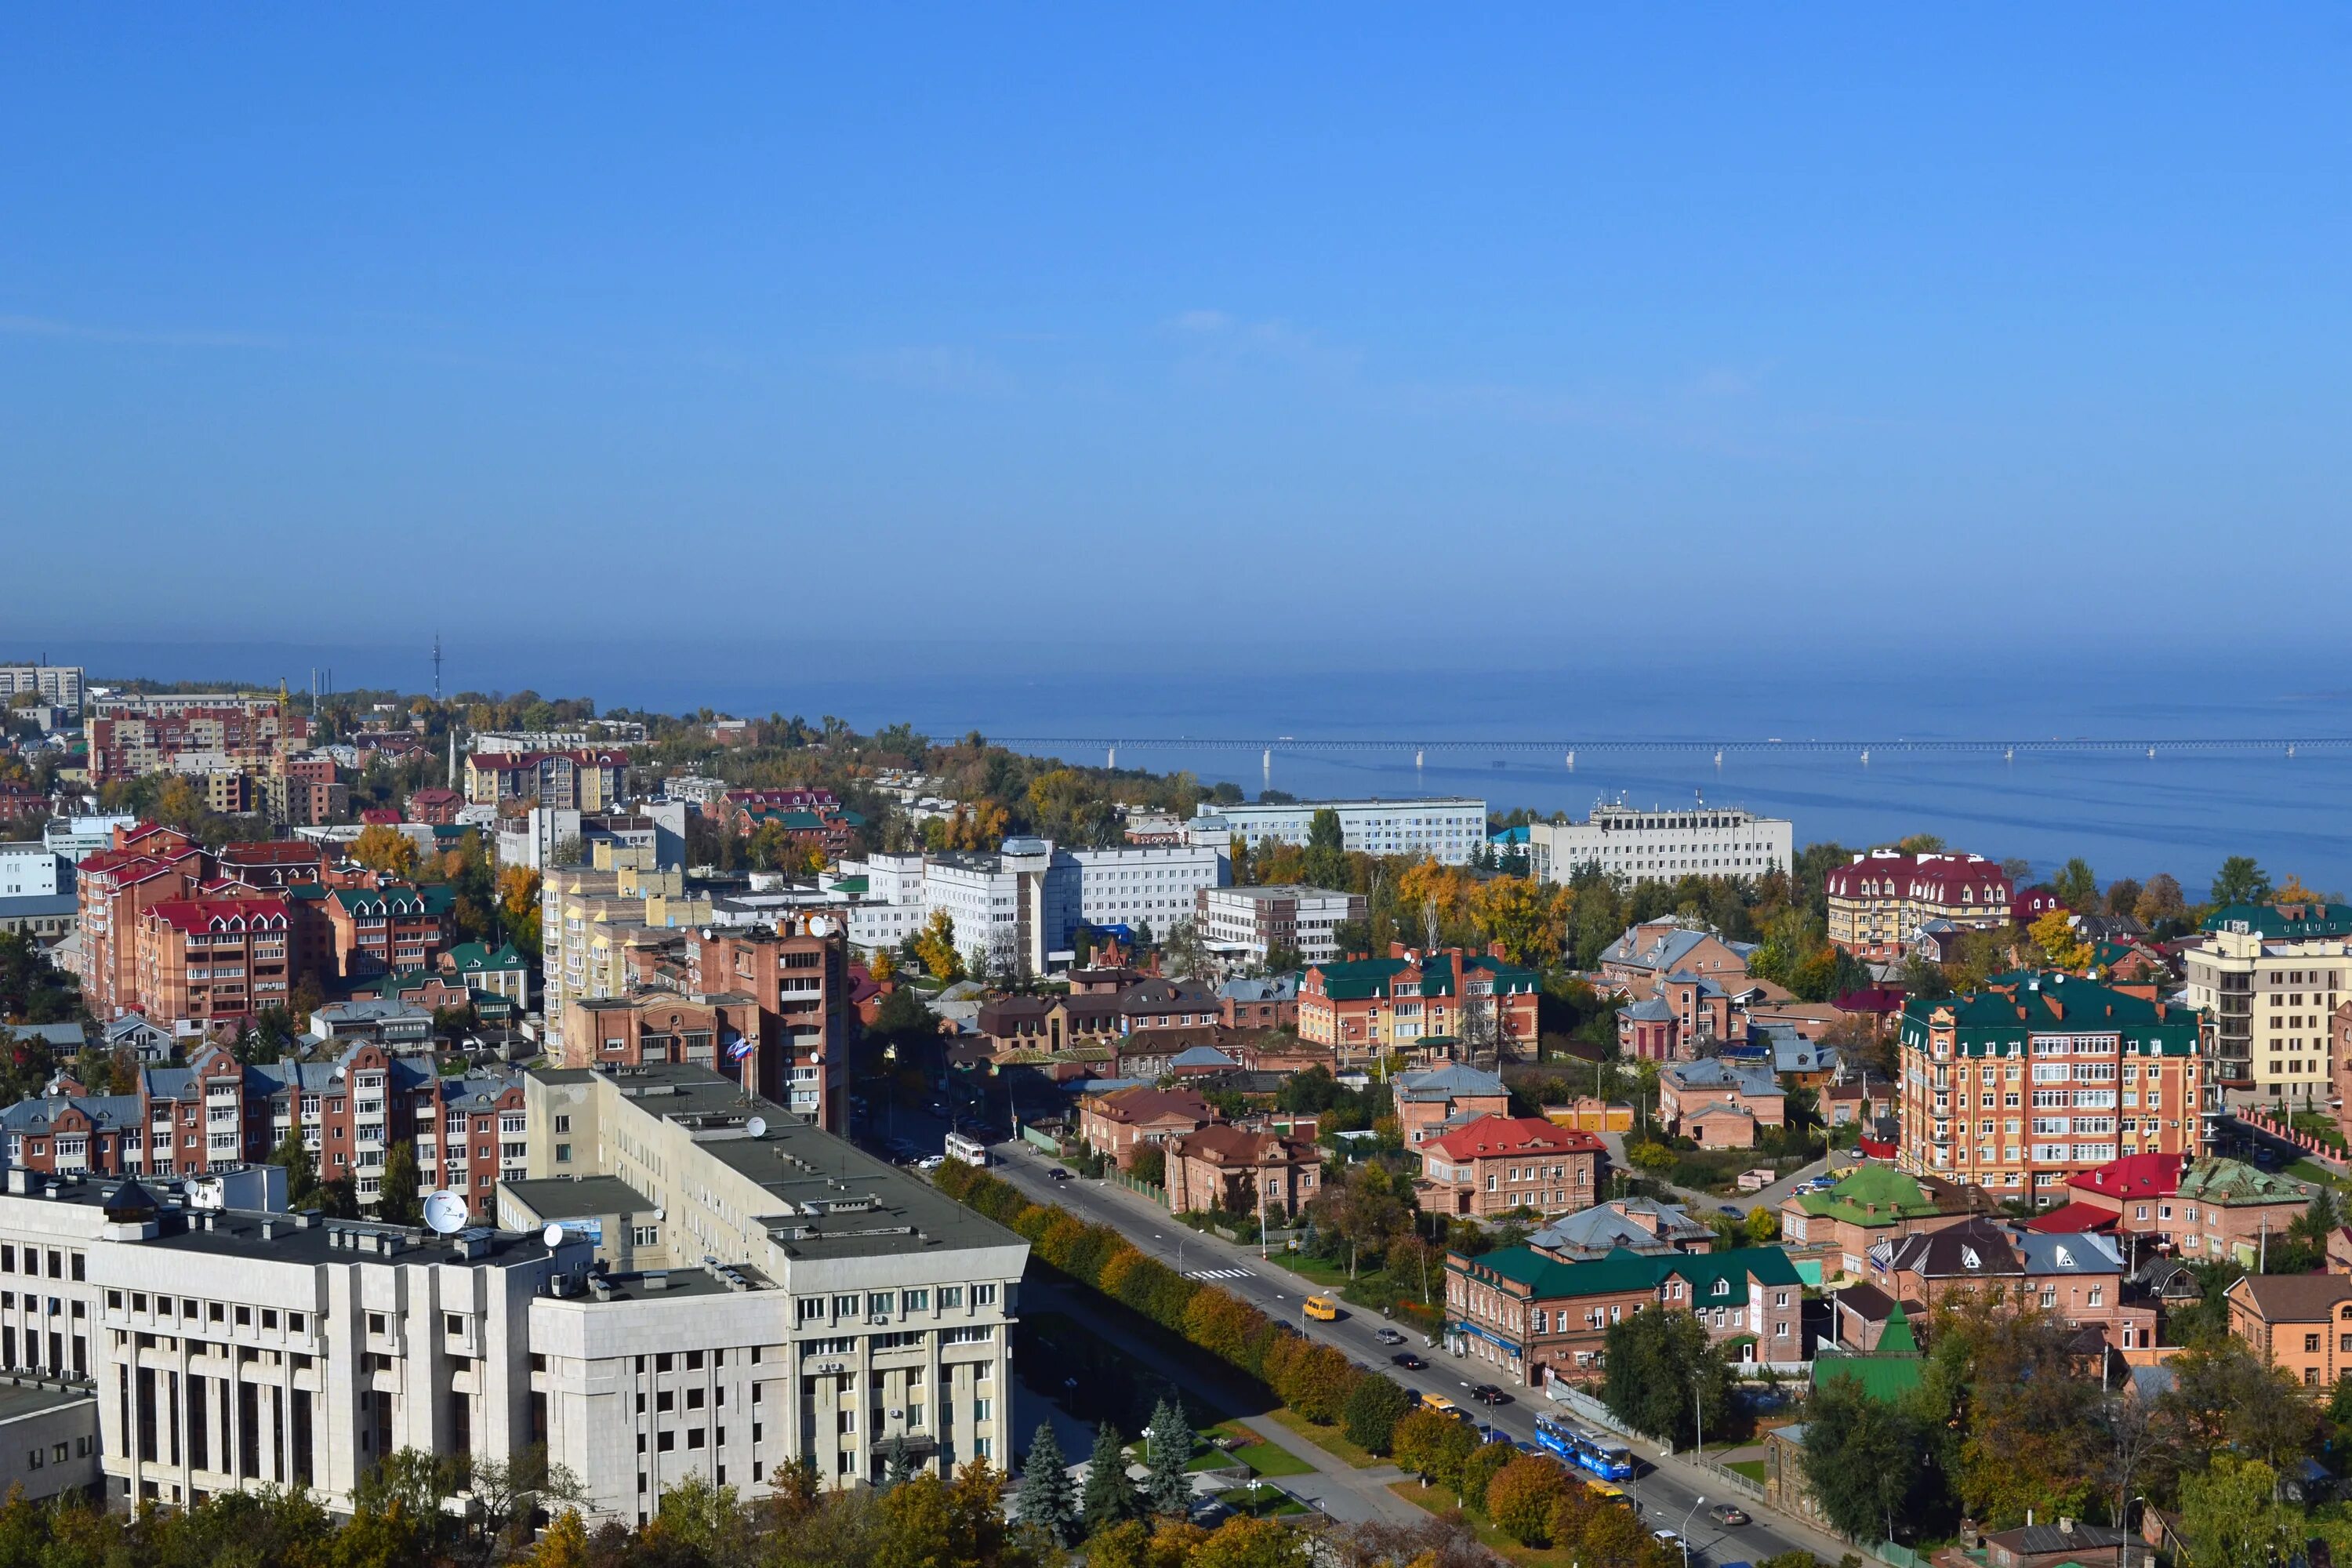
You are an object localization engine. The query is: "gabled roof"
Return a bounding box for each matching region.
[1457,1243,1798,1304]
[2176,1156,2314,1207]
[1791,1165,1951,1223]
[1081,1085,1212,1126]
[2068,1151,2183,1201]
[2022,1202,2119,1234]
[2010,1229,2123,1276]
[1886,1217,2022,1278]
[144,896,291,934]
[1421,1115,1603,1163]
[1661,1058,1783,1098]
[1394,1063,1507,1102]
[2230,1272,2352,1324]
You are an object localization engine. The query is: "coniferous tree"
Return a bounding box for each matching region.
[1143,1396,1195,1518]
[1081,1421,1138,1534]
[880,1435,914,1490]
[1014,1421,1078,1545]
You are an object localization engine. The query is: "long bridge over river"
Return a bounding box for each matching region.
[983,733,2350,767]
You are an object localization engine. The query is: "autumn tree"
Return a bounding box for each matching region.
[352,822,420,878]
[1485,1454,1573,1545]
[2027,909,2092,971]
[2133,873,2188,929]
[496,866,543,957]
[914,909,965,982]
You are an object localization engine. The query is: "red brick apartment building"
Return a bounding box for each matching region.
[1827,850,2013,961]
[74,823,209,1018]
[1417,1114,1606,1218]
[132,896,294,1029]
[0,1040,525,1218]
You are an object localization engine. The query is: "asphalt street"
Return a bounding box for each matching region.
[906,1112,1859,1567]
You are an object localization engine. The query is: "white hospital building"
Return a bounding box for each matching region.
[1524,802,1792,886]
[1191,798,1487,866]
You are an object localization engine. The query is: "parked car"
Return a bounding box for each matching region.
[1391,1352,1427,1370]
[1717,1203,1744,1217]
[1374,1327,1406,1345]
[1708,1504,1751,1526]
[1652,1529,1681,1547]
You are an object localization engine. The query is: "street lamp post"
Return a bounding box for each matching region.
[1679,1497,1706,1568]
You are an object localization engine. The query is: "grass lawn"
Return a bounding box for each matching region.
[1217,1484,1310,1519]
[2289,1158,2350,1190]
[1203,1420,1316,1478]
[1264,1406,1386,1470]
[1726,1460,1766,1483]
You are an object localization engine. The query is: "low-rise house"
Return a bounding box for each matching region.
[1077,1086,1214,1169]
[1780,1165,1978,1278]
[1595,917,1757,999]
[1530,1196,1712,1261]
[1218,975,1300,1029]
[1416,1115,1606,1218]
[307,998,436,1047]
[1979,1518,2148,1568]
[1445,1243,1806,1387]
[1393,1062,1510,1146]
[440,940,533,1006]
[2226,1272,2352,1390]
[1875,1216,2140,1348]
[1298,946,1541,1069]
[1681,1100,1766,1149]
[1657,1058,1784,1135]
[1163,1124,1321,1218]
[2056,1152,2314,1265]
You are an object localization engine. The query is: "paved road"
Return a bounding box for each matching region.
[976,1135,1857,1567]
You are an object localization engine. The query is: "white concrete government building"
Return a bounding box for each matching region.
[0,1062,1025,1523]
[1525,802,1792,885]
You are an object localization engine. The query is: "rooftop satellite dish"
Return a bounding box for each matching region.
[807,915,835,938]
[746,1116,768,1139]
[423,1190,470,1236]
[652,1207,666,1221]
[542,1222,568,1249]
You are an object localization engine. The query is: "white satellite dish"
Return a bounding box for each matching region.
[542,1222,568,1249]
[806,915,833,938]
[423,1190,470,1236]
[652,1207,666,1221]
[746,1116,768,1139]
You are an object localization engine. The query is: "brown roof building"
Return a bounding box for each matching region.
[1163,1124,1322,1218]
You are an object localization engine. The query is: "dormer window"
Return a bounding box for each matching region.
[1961,1247,1982,1269]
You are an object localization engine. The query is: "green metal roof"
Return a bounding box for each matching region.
[1454,1244,1800,1306]
[1899,971,2198,1057]
[2202,900,2352,938]
[2176,1156,2313,1206]
[1812,1350,1924,1403]
[1792,1166,1947,1226]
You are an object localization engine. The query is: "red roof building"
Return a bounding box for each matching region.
[405,786,463,825]
[2012,887,2068,926]
[2068,1152,2183,1207]
[1825,850,2013,960]
[1417,1115,1607,1219]
[132,894,296,1027]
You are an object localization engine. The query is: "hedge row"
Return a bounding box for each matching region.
[936,1160,1409,1449]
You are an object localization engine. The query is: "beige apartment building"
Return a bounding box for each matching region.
[1825,849,2012,961]
[540,867,715,1047]
[2183,898,2350,1105]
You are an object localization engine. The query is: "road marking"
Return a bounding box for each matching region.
[1184,1267,1256,1281]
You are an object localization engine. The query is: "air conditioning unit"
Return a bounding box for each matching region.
[887,1408,905,1420]
[869,1315,891,1326]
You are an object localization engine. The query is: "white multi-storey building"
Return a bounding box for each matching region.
[0,1062,1025,1522]
[1192,798,1487,866]
[1063,844,1226,942]
[0,665,85,716]
[0,843,67,898]
[1525,802,1792,885]
[44,816,136,863]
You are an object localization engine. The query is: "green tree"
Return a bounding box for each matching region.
[1458,1439,1515,1511]
[1081,1421,1138,1534]
[1341,1376,1414,1456]
[2211,856,2272,907]
[267,1126,322,1210]
[377,1140,423,1226]
[1143,1396,1195,1517]
[2179,1456,2296,1568]
[1014,1421,1078,1545]
[1802,1372,1926,1541]
[1599,1308,1731,1450]
[881,1435,916,1490]
[2052,858,2100,912]
[1302,808,1347,891]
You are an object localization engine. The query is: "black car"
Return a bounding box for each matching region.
[1471,1384,1509,1406]
[1047,1167,1073,1181]
[1391,1352,1427,1370]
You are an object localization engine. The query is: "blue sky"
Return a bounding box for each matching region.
[5,9,2350,670]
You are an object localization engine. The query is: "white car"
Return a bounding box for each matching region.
[915,1154,946,1171]
[1652,1529,1680,1545]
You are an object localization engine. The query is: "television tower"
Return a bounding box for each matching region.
[432,633,443,704]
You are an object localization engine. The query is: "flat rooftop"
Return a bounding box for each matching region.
[0,1378,94,1424]
[502,1176,652,1219]
[540,1062,1024,1261]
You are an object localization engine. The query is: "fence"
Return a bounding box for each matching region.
[1020,1125,1063,1154]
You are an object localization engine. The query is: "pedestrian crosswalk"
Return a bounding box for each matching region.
[1185,1266,1256,1281]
